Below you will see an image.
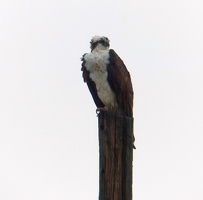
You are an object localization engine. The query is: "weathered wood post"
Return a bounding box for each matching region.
[98,110,134,200]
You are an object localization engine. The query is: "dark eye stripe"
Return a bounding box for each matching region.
[99,40,105,44]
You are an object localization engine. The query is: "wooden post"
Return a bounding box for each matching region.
[98,110,134,200]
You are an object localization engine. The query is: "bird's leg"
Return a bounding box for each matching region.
[96,107,108,114]
[96,106,117,115]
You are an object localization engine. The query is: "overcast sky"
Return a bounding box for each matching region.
[0,0,203,199]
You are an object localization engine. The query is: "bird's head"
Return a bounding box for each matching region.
[90,36,110,52]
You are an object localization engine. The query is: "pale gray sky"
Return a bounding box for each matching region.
[0,0,203,199]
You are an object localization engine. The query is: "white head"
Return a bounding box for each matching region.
[90,36,110,52]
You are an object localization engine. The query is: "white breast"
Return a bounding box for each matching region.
[84,51,117,108]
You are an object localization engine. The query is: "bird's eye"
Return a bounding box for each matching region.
[102,41,107,45]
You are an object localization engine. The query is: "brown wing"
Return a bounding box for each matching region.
[107,49,133,117]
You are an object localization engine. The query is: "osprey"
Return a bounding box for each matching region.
[81,36,133,117]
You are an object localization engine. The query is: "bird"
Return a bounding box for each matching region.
[81,36,133,117]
